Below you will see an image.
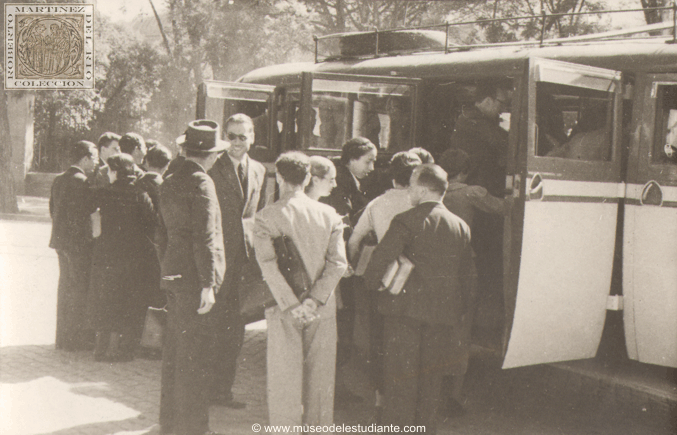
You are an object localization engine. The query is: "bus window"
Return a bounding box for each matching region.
[309,78,415,152]
[536,82,613,161]
[198,81,276,154]
[653,84,677,164]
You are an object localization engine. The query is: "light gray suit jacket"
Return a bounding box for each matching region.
[253,190,347,317]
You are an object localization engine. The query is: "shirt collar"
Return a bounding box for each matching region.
[419,199,443,206]
[229,153,247,170]
[351,172,361,191]
[70,165,86,175]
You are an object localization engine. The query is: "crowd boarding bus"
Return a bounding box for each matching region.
[195,8,677,371]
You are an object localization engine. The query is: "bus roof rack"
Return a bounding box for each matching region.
[313,5,677,63]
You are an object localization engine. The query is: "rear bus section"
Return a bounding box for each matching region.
[197,18,677,371]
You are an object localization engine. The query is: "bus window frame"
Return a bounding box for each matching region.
[526,58,623,183]
[299,72,421,154]
[196,80,277,152]
[641,75,677,185]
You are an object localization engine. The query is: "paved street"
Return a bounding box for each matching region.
[1,215,675,435]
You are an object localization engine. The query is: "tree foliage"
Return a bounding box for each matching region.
[25,0,673,179]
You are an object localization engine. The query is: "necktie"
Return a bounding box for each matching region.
[238,162,248,194]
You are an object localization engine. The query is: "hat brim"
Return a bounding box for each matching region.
[175,135,229,153]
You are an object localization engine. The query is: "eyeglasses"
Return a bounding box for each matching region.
[227,133,248,142]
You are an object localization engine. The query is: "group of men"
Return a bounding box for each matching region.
[50,132,170,352]
[146,115,269,435]
[50,80,512,435]
[49,115,267,435]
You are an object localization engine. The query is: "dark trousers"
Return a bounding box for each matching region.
[336,276,358,366]
[471,212,504,338]
[381,316,456,435]
[160,291,213,435]
[207,283,245,401]
[55,250,92,350]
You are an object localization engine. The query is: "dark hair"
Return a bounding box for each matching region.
[119,132,146,155]
[107,153,137,182]
[408,147,434,164]
[413,164,448,195]
[70,140,97,165]
[144,144,172,169]
[276,151,310,186]
[145,139,160,154]
[340,137,376,166]
[474,82,505,103]
[438,148,471,179]
[97,132,121,150]
[389,151,421,187]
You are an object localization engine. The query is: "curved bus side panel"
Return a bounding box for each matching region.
[623,74,677,368]
[503,58,623,369]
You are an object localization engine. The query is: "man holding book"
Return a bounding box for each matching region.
[253,151,348,428]
[363,164,475,434]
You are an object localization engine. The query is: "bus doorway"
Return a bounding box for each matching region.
[503,58,623,369]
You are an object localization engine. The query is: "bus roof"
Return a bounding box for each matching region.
[240,37,677,85]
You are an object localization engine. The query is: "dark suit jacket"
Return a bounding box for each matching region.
[363,201,474,326]
[323,163,369,239]
[208,154,267,291]
[49,166,96,253]
[164,155,186,179]
[160,159,226,294]
[136,171,166,259]
[136,172,163,210]
[89,160,110,190]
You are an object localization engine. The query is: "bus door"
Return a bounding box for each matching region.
[196,80,284,204]
[623,75,677,368]
[299,72,420,155]
[196,80,279,160]
[503,58,623,369]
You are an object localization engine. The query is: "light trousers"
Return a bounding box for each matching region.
[265,306,337,428]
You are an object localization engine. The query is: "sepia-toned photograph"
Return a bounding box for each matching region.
[0,0,675,434]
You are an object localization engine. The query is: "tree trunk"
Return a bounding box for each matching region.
[0,89,18,213]
[336,0,345,32]
[641,0,666,25]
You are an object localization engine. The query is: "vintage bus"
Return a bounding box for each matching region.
[195,8,677,370]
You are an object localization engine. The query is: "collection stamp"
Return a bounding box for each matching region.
[5,3,94,89]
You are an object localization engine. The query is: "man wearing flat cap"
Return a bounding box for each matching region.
[159,120,227,435]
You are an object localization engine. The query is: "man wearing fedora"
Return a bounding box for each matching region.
[207,113,267,409]
[159,120,227,435]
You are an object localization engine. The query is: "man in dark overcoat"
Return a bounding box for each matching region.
[363,164,475,434]
[448,82,510,349]
[89,132,121,189]
[49,140,99,351]
[159,120,226,435]
[206,113,267,408]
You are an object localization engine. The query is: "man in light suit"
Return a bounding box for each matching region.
[254,151,347,427]
[159,120,226,435]
[50,140,99,351]
[207,113,267,408]
[363,164,475,434]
